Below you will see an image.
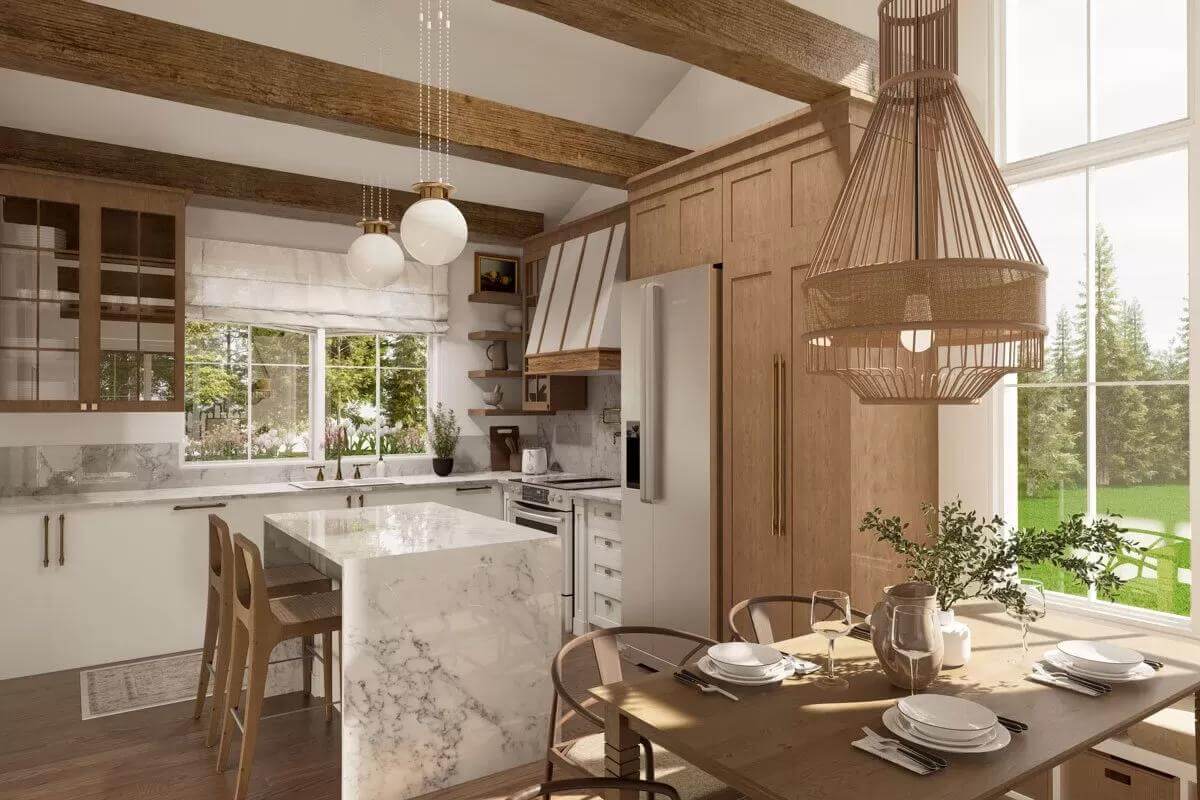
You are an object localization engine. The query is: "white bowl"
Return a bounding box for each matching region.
[1056,640,1144,676]
[707,642,784,678]
[896,695,998,743]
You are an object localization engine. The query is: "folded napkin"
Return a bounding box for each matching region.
[852,737,934,774]
[1027,672,1102,696]
[788,656,820,675]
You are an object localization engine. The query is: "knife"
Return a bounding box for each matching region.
[861,726,948,770]
[680,669,740,701]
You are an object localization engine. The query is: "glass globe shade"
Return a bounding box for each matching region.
[347,232,405,289]
[400,197,468,266]
[899,329,934,353]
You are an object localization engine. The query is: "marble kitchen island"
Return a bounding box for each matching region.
[264,502,562,800]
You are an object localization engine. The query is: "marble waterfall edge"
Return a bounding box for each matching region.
[341,539,560,800]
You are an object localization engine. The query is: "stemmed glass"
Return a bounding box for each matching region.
[1006,578,1047,664]
[890,605,942,696]
[811,590,853,688]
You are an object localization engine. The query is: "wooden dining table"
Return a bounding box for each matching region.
[591,601,1200,800]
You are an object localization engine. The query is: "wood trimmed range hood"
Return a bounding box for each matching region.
[522,210,626,375]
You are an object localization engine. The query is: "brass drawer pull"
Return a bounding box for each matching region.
[172,502,227,511]
[455,485,491,493]
[42,515,49,568]
[58,513,65,566]
[777,355,786,538]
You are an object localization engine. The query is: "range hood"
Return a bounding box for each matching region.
[524,222,625,375]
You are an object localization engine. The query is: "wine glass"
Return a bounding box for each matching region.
[811,590,853,687]
[1006,578,1046,664]
[890,605,942,696]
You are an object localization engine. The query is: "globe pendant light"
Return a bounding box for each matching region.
[401,0,468,266]
[802,0,1046,404]
[347,184,405,289]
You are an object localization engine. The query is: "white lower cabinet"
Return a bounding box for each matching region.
[0,479,505,680]
[579,500,623,629]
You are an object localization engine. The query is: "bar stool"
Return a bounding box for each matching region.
[193,514,332,748]
[217,533,342,800]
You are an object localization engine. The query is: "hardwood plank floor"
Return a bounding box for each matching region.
[0,646,619,800]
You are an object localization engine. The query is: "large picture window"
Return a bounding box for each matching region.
[325,333,428,457]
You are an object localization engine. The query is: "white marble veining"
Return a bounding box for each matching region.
[265,502,561,800]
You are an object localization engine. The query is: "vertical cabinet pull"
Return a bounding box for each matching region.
[42,515,50,568]
[777,356,787,538]
[358,493,365,508]
[346,494,352,508]
[58,513,65,565]
[770,354,779,537]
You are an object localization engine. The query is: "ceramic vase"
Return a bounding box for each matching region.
[432,457,453,477]
[939,609,971,668]
[870,581,945,691]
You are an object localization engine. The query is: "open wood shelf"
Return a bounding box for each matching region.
[467,369,523,379]
[468,407,554,417]
[468,291,522,306]
[468,329,522,342]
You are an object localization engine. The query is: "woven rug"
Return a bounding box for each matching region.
[79,646,304,720]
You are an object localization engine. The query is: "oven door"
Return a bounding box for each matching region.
[505,498,574,634]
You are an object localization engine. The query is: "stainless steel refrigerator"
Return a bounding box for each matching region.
[621,263,721,666]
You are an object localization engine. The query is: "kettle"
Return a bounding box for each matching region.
[522,448,548,475]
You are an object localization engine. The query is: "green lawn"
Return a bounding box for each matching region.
[1018,483,1191,616]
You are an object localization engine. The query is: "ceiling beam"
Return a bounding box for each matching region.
[0,0,689,188]
[493,0,878,103]
[0,127,545,243]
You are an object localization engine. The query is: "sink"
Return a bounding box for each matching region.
[289,477,406,490]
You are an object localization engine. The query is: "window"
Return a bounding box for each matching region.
[325,334,428,457]
[1001,0,1196,621]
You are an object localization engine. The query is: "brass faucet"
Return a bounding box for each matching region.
[335,452,343,481]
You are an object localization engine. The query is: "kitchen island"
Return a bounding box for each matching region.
[264,502,561,800]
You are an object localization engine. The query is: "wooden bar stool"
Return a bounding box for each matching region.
[193,514,332,748]
[217,533,342,800]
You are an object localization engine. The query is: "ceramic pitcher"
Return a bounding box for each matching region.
[871,581,945,691]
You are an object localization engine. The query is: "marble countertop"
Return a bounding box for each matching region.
[265,501,557,564]
[571,486,622,504]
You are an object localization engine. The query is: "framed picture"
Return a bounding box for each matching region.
[474,253,520,295]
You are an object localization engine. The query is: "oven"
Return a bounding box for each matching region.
[504,485,574,637]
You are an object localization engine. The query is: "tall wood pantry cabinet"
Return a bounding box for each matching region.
[0,167,187,412]
[626,91,939,640]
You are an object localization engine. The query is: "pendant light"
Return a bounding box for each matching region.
[400,0,468,266]
[348,184,406,289]
[802,0,1046,404]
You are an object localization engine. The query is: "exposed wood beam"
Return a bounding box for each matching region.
[0,127,544,243]
[494,0,877,103]
[0,0,690,187]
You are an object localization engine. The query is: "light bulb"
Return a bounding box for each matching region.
[347,231,405,289]
[400,197,468,266]
[900,329,933,353]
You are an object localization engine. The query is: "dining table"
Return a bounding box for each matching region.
[591,600,1200,800]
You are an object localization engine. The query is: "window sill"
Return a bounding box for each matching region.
[181,453,432,469]
[1044,591,1195,640]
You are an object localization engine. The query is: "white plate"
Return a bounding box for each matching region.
[707,642,785,677]
[907,719,996,746]
[1044,650,1156,683]
[897,694,998,737]
[697,656,793,686]
[1056,640,1143,675]
[883,707,1011,754]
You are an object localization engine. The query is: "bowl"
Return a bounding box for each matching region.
[707,642,784,678]
[896,694,998,743]
[1056,640,1143,675]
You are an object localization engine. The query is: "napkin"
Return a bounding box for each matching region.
[788,656,820,675]
[1027,672,1102,696]
[852,737,934,774]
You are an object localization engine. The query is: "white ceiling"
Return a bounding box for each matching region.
[0,0,693,226]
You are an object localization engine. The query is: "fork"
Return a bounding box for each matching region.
[1034,664,1109,694]
[861,727,948,771]
[675,671,740,701]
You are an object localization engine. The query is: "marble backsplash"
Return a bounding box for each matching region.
[535,375,621,478]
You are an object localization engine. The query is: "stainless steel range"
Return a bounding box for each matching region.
[503,474,619,636]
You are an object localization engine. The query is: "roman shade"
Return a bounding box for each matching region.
[185,238,449,333]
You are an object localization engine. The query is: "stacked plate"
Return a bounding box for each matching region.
[882,694,1011,753]
[697,642,794,685]
[1044,640,1155,682]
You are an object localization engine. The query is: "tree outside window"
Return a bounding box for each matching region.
[325,334,427,457]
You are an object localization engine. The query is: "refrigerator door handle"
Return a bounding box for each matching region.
[640,282,661,503]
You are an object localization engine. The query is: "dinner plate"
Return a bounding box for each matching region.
[696,656,793,685]
[897,693,998,738]
[1044,650,1156,683]
[883,707,1011,753]
[707,642,786,677]
[1057,640,1144,675]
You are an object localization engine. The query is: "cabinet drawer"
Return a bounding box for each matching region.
[591,591,622,627]
[591,564,622,599]
[591,534,622,570]
[1062,749,1177,800]
[588,504,621,533]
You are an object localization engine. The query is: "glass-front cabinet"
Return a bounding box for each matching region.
[0,168,186,411]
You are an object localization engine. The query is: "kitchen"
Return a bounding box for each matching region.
[2,2,1200,800]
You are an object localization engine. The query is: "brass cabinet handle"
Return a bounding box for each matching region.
[358,493,365,507]
[172,502,227,511]
[42,515,50,568]
[58,513,65,566]
[346,494,352,508]
[455,485,491,493]
[778,356,787,538]
[770,354,779,537]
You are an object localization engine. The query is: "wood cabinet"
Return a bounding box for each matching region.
[0,167,187,412]
[1062,750,1178,800]
[626,92,939,639]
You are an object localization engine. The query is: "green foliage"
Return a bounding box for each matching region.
[428,402,460,459]
[860,500,1138,615]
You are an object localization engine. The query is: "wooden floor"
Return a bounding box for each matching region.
[0,647,616,800]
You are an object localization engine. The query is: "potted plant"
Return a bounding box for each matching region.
[860,500,1137,667]
[428,402,460,477]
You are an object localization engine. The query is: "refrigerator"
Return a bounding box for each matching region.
[621,263,720,667]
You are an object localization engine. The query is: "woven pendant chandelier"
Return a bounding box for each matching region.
[802,0,1046,404]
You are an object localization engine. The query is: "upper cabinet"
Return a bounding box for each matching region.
[628,173,721,279]
[0,168,187,412]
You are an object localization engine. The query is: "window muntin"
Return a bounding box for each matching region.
[324,333,428,458]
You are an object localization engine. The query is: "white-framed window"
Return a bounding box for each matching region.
[997,0,1199,624]
[183,322,431,463]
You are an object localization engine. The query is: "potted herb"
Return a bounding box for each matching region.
[860,500,1136,667]
[428,402,460,477]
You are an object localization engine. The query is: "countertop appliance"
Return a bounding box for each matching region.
[621,263,720,666]
[503,473,619,637]
[522,447,548,475]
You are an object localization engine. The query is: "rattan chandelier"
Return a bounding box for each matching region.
[802,0,1046,404]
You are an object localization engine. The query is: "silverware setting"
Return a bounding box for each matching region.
[676,669,740,701]
[861,726,948,774]
[1033,663,1111,695]
[996,715,1028,734]
[849,626,872,642]
[1145,658,1164,671]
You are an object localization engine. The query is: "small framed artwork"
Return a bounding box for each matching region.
[475,253,520,295]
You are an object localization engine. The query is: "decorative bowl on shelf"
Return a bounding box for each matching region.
[482,385,504,408]
[504,308,524,331]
